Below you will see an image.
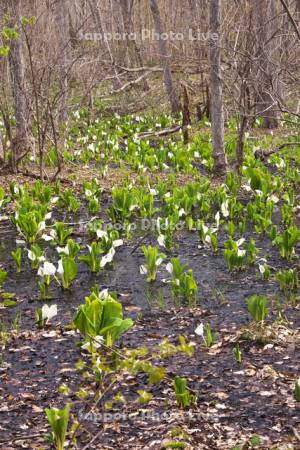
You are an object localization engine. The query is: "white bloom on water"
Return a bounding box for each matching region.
[57,259,64,275]
[41,304,57,321]
[140,265,148,275]
[96,230,107,239]
[166,262,173,274]
[195,323,204,338]
[221,200,229,218]
[156,257,164,266]
[38,261,56,277]
[100,247,115,268]
[99,289,109,299]
[157,234,165,248]
[41,234,53,242]
[112,239,123,248]
[259,264,266,274]
[82,335,104,351]
[27,250,36,261]
[37,221,46,233]
[215,211,220,228]
[205,234,211,244]
[237,238,245,247]
[51,196,59,204]
[255,190,263,196]
[56,245,69,255]
[268,194,279,204]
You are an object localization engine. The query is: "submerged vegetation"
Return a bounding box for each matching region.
[0,110,299,449]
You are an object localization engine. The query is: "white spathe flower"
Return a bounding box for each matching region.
[166,262,173,274]
[156,257,164,266]
[45,212,52,221]
[38,261,56,277]
[221,200,229,218]
[157,234,165,248]
[140,265,148,275]
[237,249,246,257]
[96,229,107,239]
[56,245,69,255]
[82,335,104,351]
[215,211,220,228]
[85,189,92,197]
[27,250,36,261]
[164,192,171,198]
[259,264,266,274]
[51,196,59,204]
[268,194,279,204]
[237,238,245,247]
[205,234,211,244]
[57,259,64,275]
[178,208,185,218]
[41,304,57,321]
[100,247,115,268]
[37,221,46,233]
[112,239,123,248]
[99,289,109,299]
[195,323,204,338]
[41,234,53,242]
[194,151,200,158]
[149,188,157,196]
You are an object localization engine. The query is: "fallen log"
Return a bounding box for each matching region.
[254,142,300,160]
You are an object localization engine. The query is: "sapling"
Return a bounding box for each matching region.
[204,323,215,348]
[79,242,102,273]
[45,404,70,450]
[247,295,268,322]
[37,261,56,299]
[35,304,57,328]
[11,247,22,273]
[57,257,78,289]
[73,290,133,346]
[166,258,198,305]
[174,376,192,409]
[276,269,298,294]
[258,263,271,281]
[295,378,300,402]
[0,269,7,288]
[27,244,45,269]
[275,226,300,259]
[140,245,165,282]
[56,239,80,258]
[233,345,242,364]
[44,222,72,245]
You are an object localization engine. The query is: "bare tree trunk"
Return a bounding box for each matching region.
[119,0,149,90]
[209,0,227,175]
[55,0,70,123]
[6,0,29,171]
[253,0,280,129]
[149,0,180,114]
[87,0,121,89]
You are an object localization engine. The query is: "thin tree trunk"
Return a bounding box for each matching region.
[209,0,227,175]
[55,0,70,123]
[6,0,28,171]
[119,0,150,91]
[253,0,280,129]
[149,0,180,114]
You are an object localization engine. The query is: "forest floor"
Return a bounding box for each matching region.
[0,116,300,449]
